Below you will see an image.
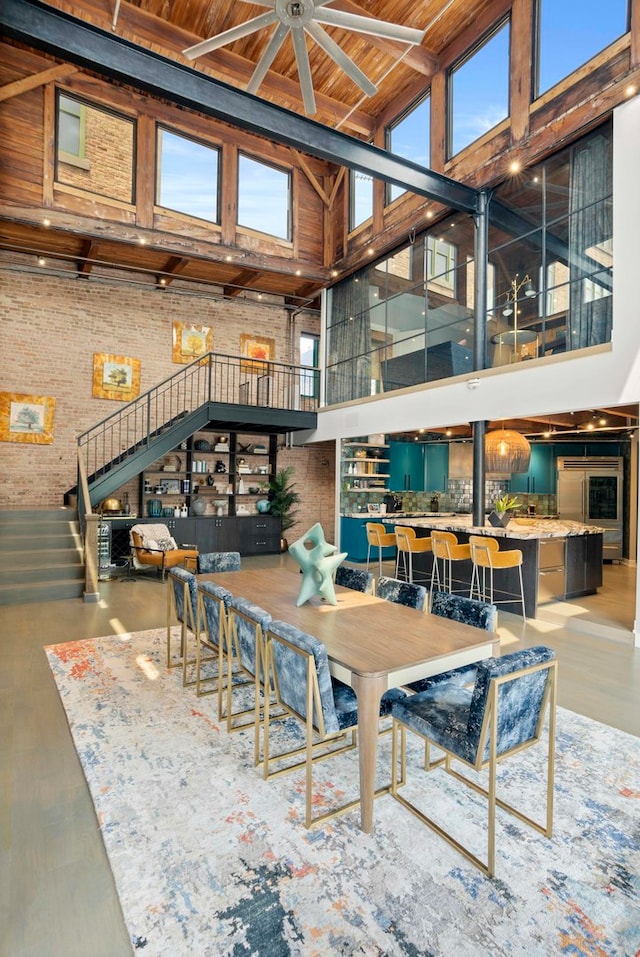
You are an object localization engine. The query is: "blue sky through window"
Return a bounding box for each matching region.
[238,154,290,240]
[537,0,628,95]
[157,128,218,222]
[450,21,510,157]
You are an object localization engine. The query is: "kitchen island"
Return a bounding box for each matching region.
[380,515,604,617]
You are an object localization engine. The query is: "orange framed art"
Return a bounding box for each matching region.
[92,353,141,401]
[0,391,56,444]
[172,322,213,364]
[240,333,275,373]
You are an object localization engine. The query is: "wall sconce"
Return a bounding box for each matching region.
[485,426,531,473]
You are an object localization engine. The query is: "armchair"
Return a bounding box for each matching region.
[129,523,198,581]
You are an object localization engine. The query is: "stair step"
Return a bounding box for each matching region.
[0,563,85,586]
[0,508,78,525]
[0,580,86,605]
[0,547,83,566]
[0,532,81,552]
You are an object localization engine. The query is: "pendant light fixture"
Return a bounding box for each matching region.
[485,425,531,473]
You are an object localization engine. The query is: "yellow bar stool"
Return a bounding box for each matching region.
[365,522,396,576]
[394,526,432,584]
[469,534,526,619]
[430,530,471,595]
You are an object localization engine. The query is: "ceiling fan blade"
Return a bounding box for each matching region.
[314,8,425,45]
[305,21,377,97]
[247,21,289,95]
[183,11,279,59]
[290,26,316,116]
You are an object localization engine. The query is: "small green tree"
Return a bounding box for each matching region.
[268,465,300,535]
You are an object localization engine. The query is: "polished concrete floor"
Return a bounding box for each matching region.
[1,554,639,957]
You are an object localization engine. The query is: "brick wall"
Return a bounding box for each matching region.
[0,256,334,540]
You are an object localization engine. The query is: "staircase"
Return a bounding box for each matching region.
[0,509,85,605]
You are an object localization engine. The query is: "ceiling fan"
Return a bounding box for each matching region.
[183,0,426,116]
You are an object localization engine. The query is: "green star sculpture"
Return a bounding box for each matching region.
[288,523,347,606]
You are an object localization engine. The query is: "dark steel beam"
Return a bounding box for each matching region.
[0,0,480,214]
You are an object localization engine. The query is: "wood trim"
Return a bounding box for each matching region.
[0,64,78,102]
[510,0,534,144]
[136,113,155,229]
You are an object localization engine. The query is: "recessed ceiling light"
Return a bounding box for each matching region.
[509,160,521,174]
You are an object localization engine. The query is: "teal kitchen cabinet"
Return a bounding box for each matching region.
[510,445,555,494]
[425,444,448,492]
[388,442,426,492]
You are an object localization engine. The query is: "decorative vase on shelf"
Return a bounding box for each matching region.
[191,496,207,516]
[256,499,271,513]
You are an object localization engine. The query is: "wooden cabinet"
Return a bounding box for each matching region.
[140,430,277,519]
[237,516,281,554]
[109,514,280,560]
[565,533,603,597]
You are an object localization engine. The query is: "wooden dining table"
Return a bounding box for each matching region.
[201,567,500,833]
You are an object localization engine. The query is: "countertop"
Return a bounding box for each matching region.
[381,514,606,539]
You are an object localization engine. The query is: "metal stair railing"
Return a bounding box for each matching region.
[76,351,318,504]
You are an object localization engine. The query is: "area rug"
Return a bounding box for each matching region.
[46,628,640,956]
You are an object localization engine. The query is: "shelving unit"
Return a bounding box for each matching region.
[342,440,390,493]
[140,430,277,519]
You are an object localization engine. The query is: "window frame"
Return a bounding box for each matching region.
[237,151,292,241]
[447,17,511,160]
[156,124,221,225]
[384,91,431,206]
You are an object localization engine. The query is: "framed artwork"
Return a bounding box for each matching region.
[172,322,213,364]
[240,333,275,373]
[0,391,56,444]
[92,353,140,401]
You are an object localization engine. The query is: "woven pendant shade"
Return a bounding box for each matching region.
[485,429,531,473]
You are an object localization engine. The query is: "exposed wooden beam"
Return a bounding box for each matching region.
[156,255,190,287]
[224,268,262,297]
[77,239,98,276]
[0,63,78,101]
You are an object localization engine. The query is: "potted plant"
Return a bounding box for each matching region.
[488,493,521,527]
[267,465,301,550]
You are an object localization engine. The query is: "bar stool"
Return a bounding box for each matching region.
[365,522,396,576]
[469,534,526,619]
[394,526,432,584]
[430,530,471,595]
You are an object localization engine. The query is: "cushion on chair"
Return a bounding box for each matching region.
[168,567,198,627]
[199,581,233,650]
[267,620,407,735]
[198,551,241,573]
[393,645,556,765]
[335,565,374,594]
[377,576,427,610]
[229,595,272,675]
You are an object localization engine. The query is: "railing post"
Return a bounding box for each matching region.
[84,514,100,602]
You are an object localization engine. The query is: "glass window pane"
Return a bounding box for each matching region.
[350,168,373,230]
[387,94,430,203]
[55,93,134,204]
[300,333,319,398]
[157,128,218,223]
[537,0,628,96]
[238,154,290,240]
[450,21,510,157]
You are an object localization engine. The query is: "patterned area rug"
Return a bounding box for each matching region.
[45,628,640,956]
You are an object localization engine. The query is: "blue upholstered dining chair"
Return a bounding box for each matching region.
[405,591,497,695]
[262,619,407,828]
[225,596,272,762]
[335,565,374,594]
[197,551,241,573]
[391,645,557,878]
[196,580,234,717]
[166,567,199,687]
[376,575,427,611]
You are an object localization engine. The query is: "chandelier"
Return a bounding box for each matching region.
[485,426,531,474]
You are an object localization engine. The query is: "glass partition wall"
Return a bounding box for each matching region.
[325,122,613,405]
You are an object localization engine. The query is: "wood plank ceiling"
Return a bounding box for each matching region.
[0,0,497,306]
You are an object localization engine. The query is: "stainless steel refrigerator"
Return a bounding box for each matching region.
[556,456,623,560]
